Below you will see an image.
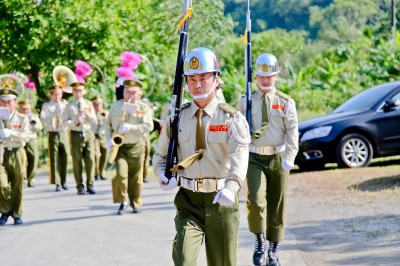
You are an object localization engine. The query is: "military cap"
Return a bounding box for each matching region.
[70,82,86,90]
[0,75,20,101]
[18,99,32,109]
[123,79,143,92]
[91,95,103,104]
[49,85,63,94]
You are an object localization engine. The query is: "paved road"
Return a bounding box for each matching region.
[0,172,304,266]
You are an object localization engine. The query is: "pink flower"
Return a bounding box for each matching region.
[115,67,135,79]
[75,60,93,82]
[121,51,141,70]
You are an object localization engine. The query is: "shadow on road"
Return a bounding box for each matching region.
[284,214,400,265]
[348,174,400,191]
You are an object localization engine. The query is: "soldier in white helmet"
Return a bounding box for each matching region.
[153,47,250,266]
[237,53,299,266]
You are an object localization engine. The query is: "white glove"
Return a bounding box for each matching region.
[212,188,236,206]
[282,159,294,171]
[107,139,113,150]
[0,128,12,139]
[118,123,134,134]
[158,174,178,191]
[56,102,63,112]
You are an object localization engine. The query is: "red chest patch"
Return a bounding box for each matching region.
[12,124,22,129]
[136,110,144,115]
[209,125,227,132]
[272,104,284,110]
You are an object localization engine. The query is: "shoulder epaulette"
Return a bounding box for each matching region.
[277,90,290,100]
[218,103,237,115]
[181,102,191,110]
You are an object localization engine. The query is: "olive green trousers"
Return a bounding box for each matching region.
[94,134,107,177]
[24,138,38,183]
[111,142,144,208]
[70,131,95,190]
[173,188,239,266]
[48,132,69,185]
[246,152,289,242]
[0,148,25,218]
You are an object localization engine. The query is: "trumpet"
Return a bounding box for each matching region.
[109,102,130,163]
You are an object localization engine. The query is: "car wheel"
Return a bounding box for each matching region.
[336,133,373,168]
[297,161,325,171]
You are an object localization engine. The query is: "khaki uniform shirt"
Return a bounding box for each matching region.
[27,113,43,139]
[237,87,299,164]
[3,111,30,149]
[40,100,68,132]
[62,98,97,132]
[92,110,108,136]
[104,99,154,144]
[153,97,250,193]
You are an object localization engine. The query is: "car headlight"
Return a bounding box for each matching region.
[301,126,332,141]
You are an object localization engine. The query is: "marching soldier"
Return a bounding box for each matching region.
[62,82,97,195]
[153,47,250,265]
[237,53,299,266]
[0,76,30,225]
[40,86,70,191]
[91,96,108,181]
[105,79,153,215]
[19,99,43,187]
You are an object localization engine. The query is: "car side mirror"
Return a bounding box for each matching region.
[383,99,400,111]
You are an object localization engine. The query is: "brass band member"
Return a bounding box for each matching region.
[40,86,70,191]
[62,82,97,195]
[0,76,30,225]
[91,96,108,181]
[19,99,43,188]
[105,79,153,215]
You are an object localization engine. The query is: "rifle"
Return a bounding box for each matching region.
[244,0,252,133]
[164,0,193,180]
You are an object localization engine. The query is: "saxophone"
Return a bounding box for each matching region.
[108,101,130,163]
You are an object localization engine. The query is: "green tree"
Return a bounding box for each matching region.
[0,0,235,108]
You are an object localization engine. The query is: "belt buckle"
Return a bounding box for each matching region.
[195,179,216,193]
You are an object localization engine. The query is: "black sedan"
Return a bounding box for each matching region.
[295,81,400,170]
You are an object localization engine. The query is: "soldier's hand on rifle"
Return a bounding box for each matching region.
[213,188,236,206]
[0,128,12,139]
[117,123,133,134]
[158,174,178,191]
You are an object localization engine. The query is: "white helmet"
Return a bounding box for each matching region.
[254,53,280,77]
[184,47,220,75]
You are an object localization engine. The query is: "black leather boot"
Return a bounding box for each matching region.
[268,242,280,266]
[252,233,265,265]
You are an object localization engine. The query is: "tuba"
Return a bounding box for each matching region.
[53,66,78,94]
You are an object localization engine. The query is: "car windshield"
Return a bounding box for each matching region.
[333,83,399,113]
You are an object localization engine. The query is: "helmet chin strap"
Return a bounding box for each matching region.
[257,81,275,92]
[192,78,217,101]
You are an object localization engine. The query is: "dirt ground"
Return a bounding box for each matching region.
[284,160,400,265]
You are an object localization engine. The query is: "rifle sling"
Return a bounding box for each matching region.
[170,149,205,173]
